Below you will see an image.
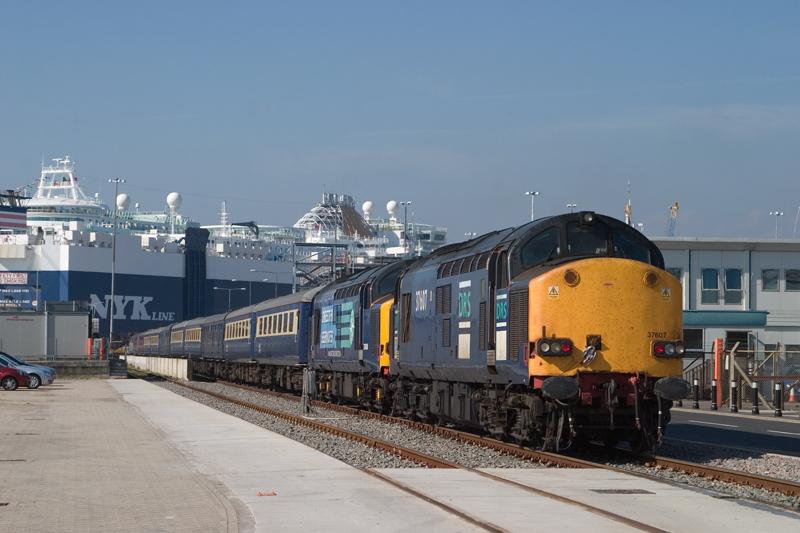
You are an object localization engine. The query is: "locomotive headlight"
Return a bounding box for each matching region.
[582,212,595,224]
[539,342,551,354]
[653,340,684,357]
[644,271,660,287]
[563,269,580,286]
[537,338,573,356]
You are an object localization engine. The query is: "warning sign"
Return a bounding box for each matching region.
[547,286,559,299]
[661,288,671,300]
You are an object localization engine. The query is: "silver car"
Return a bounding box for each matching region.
[0,352,56,389]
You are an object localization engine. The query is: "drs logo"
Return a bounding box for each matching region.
[495,300,508,321]
[458,290,471,318]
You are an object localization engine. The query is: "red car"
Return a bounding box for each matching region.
[0,365,27,391]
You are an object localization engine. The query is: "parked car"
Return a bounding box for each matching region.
[0,366,28,391]
[0,352,56,389]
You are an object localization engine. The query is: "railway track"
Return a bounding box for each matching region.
[159,375,668,532]
[218,378,800,500]
[132,369,800,505]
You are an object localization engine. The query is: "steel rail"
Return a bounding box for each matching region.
[168,379,455,469]
[222,381,597,469]
[151,375,665,531]
[222,380,800,500]
[646,455,800,498]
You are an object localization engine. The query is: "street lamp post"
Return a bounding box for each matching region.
[108,177,125,352]
[213,286,246,312]
[567,203,577,213]
[770,211,784,239]
[400,201,413,257]
[250,268,282,301]
[524,191,539,221]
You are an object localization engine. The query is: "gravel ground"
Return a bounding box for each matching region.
[608,440,800,511]
[154,378,800,511]
[156,380,418,468]
[166,380,544,469]
[154,382,542,468]
[660,439,800,483]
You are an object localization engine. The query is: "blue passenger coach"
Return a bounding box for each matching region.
[252,289,320,366]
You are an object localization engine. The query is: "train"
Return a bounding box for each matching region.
[129,211,691,452]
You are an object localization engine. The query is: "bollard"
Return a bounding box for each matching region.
[710,379,718,410]
[730,380,738,413]
[774,382,783,417]
[751,381,759,415]
[692,378,700,409]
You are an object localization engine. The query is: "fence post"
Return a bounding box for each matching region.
[710,379,718,411]
[729,380,738,413]
[692,378,700,409]
[751,381,759,415]
[774,382,783,417]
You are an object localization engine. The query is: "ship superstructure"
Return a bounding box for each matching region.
[0,157,448,339]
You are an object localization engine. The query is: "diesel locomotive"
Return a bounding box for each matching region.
[129,211,690,451]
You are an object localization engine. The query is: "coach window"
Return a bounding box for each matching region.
[724,269,743,305]
[701,269,719,304]
[762,269,779,291]
[786,269,800,291]
[288,312,294,333]
[520,227,560,268]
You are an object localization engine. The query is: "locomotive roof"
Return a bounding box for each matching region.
[409,216,554,268]
[316,260,410,300]
[407,212,658,273]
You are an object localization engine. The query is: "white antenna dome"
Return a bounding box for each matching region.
[116,193,131,211]
[386,200,398,216]
[166,192,182,210]
[362,201,373,216]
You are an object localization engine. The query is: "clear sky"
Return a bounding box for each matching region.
[1,1,799,241]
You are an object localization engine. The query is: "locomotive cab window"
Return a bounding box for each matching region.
[567,221,608,256]
[611,228,650,264]
[520,227,560,268]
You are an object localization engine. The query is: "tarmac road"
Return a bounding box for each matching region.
[667,407,800,456]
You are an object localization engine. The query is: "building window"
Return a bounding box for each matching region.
[701,268,719,304]
[683,328,703,353]
[724,269,743,305]
[762,269,779,291]
[786,269,800,291]
[667,267,682,283]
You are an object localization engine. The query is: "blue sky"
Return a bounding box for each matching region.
[1,1,799,240]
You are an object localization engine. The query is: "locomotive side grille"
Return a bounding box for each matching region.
[370,308,381,356]
[478,301,487,351]
[508,290,528,362]
[442,318,451,347]
[436,284,452,315]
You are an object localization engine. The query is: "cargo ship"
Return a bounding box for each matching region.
[0,156,447,339]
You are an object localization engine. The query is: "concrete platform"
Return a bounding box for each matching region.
[0,380,238,532]
[114,379,800,532]
[110,379,478,532]
[4,379,799,532]
[378,468,800,532]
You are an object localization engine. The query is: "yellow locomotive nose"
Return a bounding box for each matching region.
[528,258,683,379]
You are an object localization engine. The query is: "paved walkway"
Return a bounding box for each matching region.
[110,379,478,532]
[0,380,240,533]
